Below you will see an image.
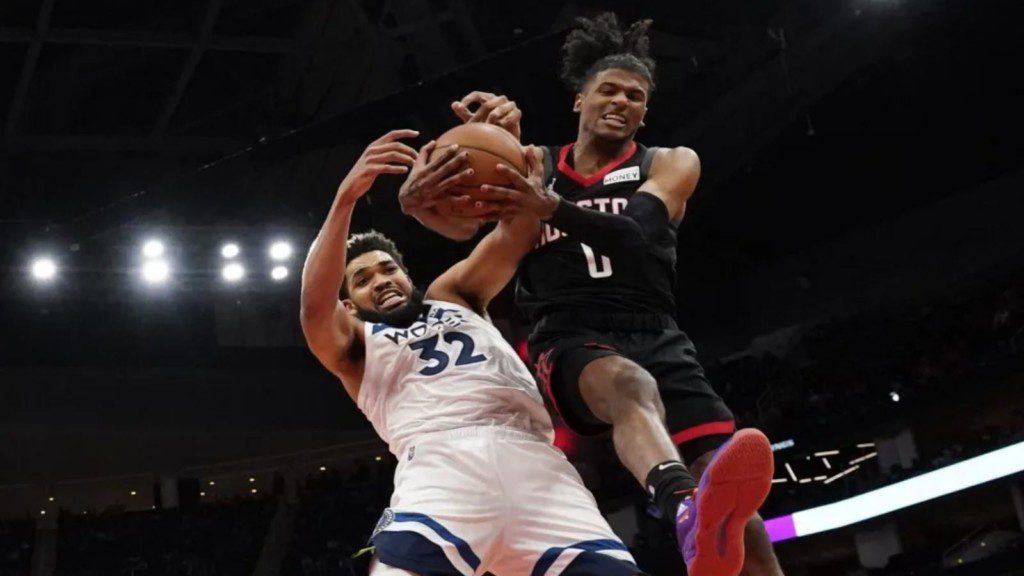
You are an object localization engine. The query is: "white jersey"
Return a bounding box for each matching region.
[357,299,554,456]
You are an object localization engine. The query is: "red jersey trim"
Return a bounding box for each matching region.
[557,141,638,188]
[671,421,736,445]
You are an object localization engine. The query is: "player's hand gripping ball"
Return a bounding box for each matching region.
[427,123,526,201]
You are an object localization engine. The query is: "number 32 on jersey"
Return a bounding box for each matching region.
[408,332,487,376]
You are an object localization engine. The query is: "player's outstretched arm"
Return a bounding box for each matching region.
[425,214,540,316]
[483,147,700,257]
[301,129,418,398]
[637,146,700,222]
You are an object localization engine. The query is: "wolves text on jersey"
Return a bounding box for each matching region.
[370,306,467,346]
[536,196,629,248]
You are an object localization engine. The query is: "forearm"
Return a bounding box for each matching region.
[301,190,356,314]
[546,197,647,255]
[428,215,539,312]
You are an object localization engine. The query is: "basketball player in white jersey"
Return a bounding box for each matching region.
[300,128,644,576]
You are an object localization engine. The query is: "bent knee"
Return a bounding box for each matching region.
[611,361,662,412]
[581,357,663,421]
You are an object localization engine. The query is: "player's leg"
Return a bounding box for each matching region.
[573,353,698,523]
[689,451,784,576]
[654,330,779,576]
[370,432,501,576]
[534,335,765,575]
[492,432,646,576]
[534,340,700,549]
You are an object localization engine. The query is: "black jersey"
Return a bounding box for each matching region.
[515,141,678,323]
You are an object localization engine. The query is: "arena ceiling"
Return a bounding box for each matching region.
[1,0,1015,255]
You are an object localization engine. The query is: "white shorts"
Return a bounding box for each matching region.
[369,426,642,576]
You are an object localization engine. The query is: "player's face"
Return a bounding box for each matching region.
[575,68,649,143]
[344,251,415,316]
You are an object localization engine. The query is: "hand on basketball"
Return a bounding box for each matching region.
[398,140,476,215]
[338,129,419,204]
[433,195,504,220]
[452,91,522,141]
[479,146,559,221]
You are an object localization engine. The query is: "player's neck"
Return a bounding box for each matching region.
[573,135,634,176]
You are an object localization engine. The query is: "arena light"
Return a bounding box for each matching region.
[222,263,245,283]
[319,466,327,472]
[770,439,795,452]
[130,490,137,496]
[142,239,165,259]
[269,241,293,261]
[849,452,877,466]
[271,266,289,281]
[141,260,170,284]
[823,465,860,485]
[31,257,58,281]
[784,462,798,482]
[765,440,1024,543]
[48,497,54,502]
[890,391,900,402]
[221,243,240,259]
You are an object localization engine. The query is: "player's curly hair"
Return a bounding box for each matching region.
[559,12,656,93]
[340,230,408,298]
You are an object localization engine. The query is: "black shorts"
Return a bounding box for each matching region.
[529,310,735,465]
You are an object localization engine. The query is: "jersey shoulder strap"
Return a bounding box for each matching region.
[541,145,557,182]
[640,146,659,179]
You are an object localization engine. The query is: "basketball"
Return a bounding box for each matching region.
[430,123,526,196]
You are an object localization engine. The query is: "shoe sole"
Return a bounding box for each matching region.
[688,428,774,576]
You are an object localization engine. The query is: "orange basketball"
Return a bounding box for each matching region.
[429,123,525,197]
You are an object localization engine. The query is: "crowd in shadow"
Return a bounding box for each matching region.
[710,278,1023,443]
[54,497,275,576]
[280,461,394,576]
[0,520,32,576]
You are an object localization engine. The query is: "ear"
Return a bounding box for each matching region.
[572,93,583,113]
[640,107,648,128]
[341,299,359,316]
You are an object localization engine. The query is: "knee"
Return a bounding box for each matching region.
[606,362,664,421]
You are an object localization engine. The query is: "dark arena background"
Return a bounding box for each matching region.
[2,0,1023,575]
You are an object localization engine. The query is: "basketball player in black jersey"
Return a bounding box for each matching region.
[399,13,784,576]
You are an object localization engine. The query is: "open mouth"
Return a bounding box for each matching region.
[601,113,627,127]
[376,289,407,310]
